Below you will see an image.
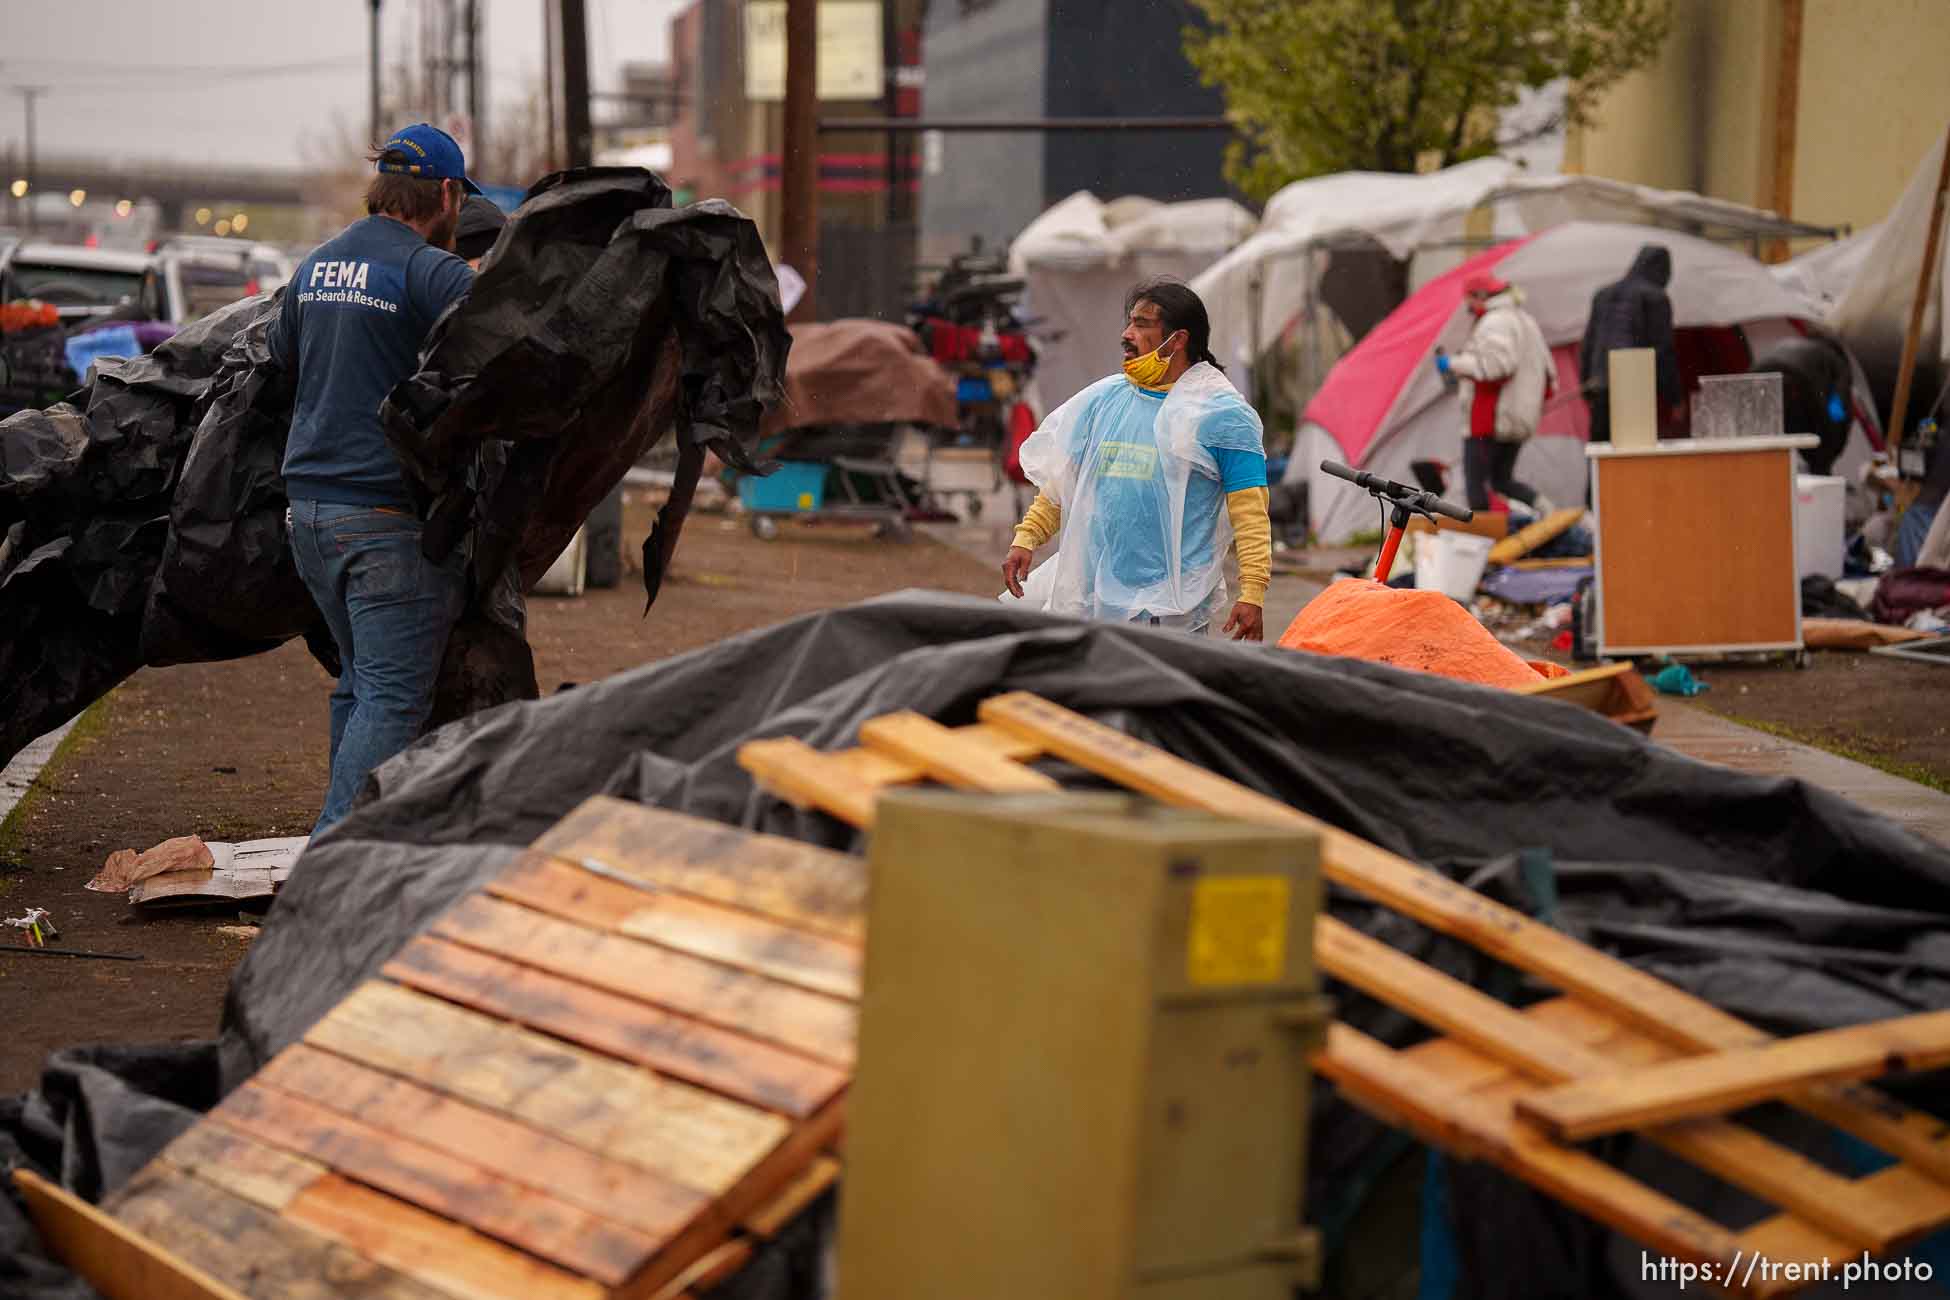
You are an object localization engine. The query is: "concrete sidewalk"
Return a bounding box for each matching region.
[1651,700,1950,847]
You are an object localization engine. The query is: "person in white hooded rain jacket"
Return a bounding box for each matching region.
[1435,271,1556,512]
[1000,277,1271,640]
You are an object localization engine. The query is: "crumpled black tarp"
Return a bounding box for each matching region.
[0,166,790,769]
[6,593,1949,1299]
[0,299,265,766]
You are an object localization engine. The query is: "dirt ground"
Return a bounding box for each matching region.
[0,497,1000,1095]
[1490,619,1950,790]
[1685,652,1950,790]
[5,502,1946,1094]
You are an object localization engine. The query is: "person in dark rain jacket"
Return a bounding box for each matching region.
[1579,243,1680,445]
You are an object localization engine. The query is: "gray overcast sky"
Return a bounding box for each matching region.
[0,0,682,170]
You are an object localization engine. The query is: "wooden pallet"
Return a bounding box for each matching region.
[738,692,1950,1298]
[18,801,862,1300]
[1515,661,1659,733]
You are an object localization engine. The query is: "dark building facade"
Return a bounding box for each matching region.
[920,0,1233,262]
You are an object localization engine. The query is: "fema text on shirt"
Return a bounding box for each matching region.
[296,259,401,314]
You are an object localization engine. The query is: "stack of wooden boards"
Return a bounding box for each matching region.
[738,693,1950,1299]
[17,799,866,1300]
[18,691,1948,1298]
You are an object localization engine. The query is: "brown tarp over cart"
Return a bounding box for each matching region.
[760,319,957,438]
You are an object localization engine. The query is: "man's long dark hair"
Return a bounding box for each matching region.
[1126,276,1224,372]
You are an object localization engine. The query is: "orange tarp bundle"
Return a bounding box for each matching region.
[1278,578,1553,689]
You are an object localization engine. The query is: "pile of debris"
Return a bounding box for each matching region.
[0,168,790,771]
[4,593,1946,1298]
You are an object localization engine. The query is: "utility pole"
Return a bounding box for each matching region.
[781,0,819,321]
[1888,133,1950,457]
[467,0,487,176]
[16,86,44,232]
[1765,0,1802,264]
[368,0,383,147]
[542,0,559,170]
[559,0,592,168]
[882,0,900,228]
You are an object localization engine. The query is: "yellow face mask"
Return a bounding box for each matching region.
[1122,334,1180,389]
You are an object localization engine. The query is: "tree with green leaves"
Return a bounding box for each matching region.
[1184,0,1672,202]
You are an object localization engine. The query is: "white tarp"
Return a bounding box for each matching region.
[1193,158,1522,371]
[1483,173,1831,243]
[1825,126,1950,384]
[1194,163,1833,377]
[1010,192,1256,413]
[1773,224,1879,318]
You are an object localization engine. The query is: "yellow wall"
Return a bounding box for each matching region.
[1793,0,1950,233]
[1568,0,1950,234]
[1565,0,1707,192]
[1697,0,1778,211]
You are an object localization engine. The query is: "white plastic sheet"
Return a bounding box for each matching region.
[1010,192,1256,412]
[1017,363,1263,627]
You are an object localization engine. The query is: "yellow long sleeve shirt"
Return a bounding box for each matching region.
[1009,486,1272,607]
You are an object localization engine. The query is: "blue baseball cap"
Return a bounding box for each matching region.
[376,123,483,195]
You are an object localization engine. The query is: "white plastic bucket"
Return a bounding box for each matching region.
[534,525,588,597]
[1416,531,1494,601]
[1794,474,1844,580]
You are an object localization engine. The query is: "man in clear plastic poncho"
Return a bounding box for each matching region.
[1001,277,1271,640]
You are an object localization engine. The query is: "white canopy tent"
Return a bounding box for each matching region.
[1008,192,1257,412]
[1192,158,1526,374]
[1801,126,1950,420]
[1193,163,1844,381]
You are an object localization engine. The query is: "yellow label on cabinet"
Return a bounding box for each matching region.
[798,492,815,510]
[1187,875,1290,986]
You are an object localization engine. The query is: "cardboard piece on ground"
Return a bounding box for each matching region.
[129,837,308,906]
[1608,348,1657,449]
[1802,618,1937,651]
[88,836,214,893]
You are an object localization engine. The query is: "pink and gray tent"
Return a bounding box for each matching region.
[1288,221,1881,542]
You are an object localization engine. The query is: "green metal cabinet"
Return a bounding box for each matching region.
[839,791,1327,1299]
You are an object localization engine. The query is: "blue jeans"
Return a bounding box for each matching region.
[289,499,465,834]
[1897,498,1941,570]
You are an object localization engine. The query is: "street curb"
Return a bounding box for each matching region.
[0,720,80,830]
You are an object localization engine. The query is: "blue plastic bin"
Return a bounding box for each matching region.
[738,461,828,513]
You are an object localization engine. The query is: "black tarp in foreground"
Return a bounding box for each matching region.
[0,167,789,771]
[5,594,1950,1299]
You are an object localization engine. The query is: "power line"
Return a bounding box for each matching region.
[1,55,365,77]
[0,59,368,95]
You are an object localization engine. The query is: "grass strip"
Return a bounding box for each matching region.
[0,694,119,868]
[1709,709,1950,795]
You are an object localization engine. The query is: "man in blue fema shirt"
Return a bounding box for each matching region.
[268,123,479,834]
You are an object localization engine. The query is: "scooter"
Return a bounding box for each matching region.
[1321,460,1474,582]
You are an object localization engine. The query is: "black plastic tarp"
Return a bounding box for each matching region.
[6,594,1950,1298]
[0,166,789,768]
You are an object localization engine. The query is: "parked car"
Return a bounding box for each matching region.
[1,238,267,413]
[157,235,292,295]
[151,243,256,325]
[0,241,152,323]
